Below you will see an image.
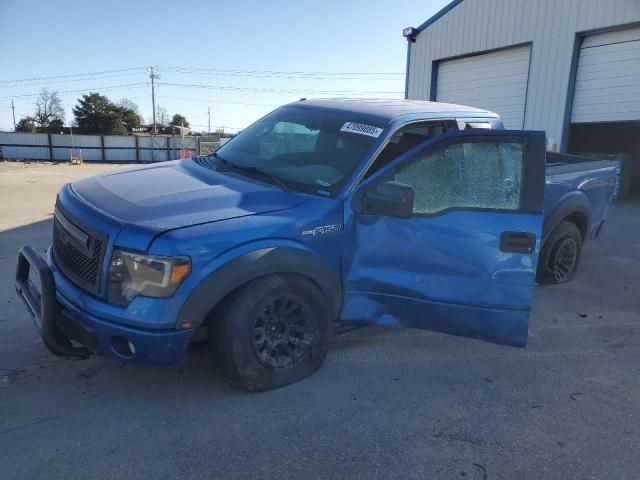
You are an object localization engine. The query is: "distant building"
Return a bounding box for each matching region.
[198,133,235,155]
[132,124,191,136]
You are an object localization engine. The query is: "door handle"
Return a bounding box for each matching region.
[500,231,536,254]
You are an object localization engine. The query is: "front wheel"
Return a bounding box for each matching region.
[536,221,582,284]
[209,274,332,391]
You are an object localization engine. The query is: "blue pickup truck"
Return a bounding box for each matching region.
[15,99,616,390]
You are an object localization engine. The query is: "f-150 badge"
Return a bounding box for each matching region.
[302,224,342,236]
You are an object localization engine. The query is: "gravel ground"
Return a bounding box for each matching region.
[1,161,639,480]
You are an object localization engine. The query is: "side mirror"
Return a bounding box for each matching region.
[359,180,414,218]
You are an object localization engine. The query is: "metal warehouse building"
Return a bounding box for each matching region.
[404,0,640,195]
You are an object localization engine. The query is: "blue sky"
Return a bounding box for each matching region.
[0,0,449,132]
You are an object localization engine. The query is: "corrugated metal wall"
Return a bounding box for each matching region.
[51,133,102,161]
[406,0,640,148]
[137,136,168,162]
[104,135,136,162]
[0,132,49,160]
[0,132,198,162]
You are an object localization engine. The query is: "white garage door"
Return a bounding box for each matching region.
[572,27,640,123]
[436,45,531,130]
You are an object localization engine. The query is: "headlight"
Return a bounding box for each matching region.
[108,249,190,307]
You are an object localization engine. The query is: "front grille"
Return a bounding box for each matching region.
[52,205,107,296]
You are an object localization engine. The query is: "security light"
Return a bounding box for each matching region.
[403,27,418,38]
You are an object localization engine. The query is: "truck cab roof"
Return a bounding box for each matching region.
[286,98,500,124]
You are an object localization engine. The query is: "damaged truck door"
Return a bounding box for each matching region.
[342,130,546,347]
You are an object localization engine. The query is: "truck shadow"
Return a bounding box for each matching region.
[0,217,237,397]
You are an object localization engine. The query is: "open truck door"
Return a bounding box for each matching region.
[342,130,546,347]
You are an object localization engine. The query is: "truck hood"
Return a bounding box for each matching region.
[70,160,306,247]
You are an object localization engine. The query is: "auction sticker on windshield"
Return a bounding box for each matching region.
[340,122,383,138]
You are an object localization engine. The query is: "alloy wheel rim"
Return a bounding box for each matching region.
[252,295,314,369]
[553,238,577,282]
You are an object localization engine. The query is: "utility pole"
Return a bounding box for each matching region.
[208,106,211,135]
[149,66,159,135]
[10,99,16,131]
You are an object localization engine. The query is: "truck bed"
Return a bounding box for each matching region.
[546,151,616,171]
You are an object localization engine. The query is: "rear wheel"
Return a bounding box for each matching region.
[209,274,332,391]
[536,221,582,284]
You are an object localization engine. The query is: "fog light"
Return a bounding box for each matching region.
[111,336,135,357]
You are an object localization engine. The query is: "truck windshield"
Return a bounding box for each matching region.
[212,106,386,197]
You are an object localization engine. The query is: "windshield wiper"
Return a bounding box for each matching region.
[244,165,292,192]
[211,154,291,192]
[211,152,233,171]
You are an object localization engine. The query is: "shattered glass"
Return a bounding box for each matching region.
[395,141,524,214]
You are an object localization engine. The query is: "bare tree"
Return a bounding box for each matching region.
[118,98,140,114]
[34,88,65,129]
[156,105,169,125]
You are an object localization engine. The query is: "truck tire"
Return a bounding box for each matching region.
[209,274,332,391]
[536,221,582,285]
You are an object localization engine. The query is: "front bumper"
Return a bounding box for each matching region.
[15,246,192,364]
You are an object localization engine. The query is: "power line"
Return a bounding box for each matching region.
[158,82,404,96]
[0,67,147,85]
[1,95,149,114]
[0,83,148,99]
[190,123,243,130]
[0,65,404,87]
[161,66,404,80]
[5,95,150,107]
[0,71,146,88]
[161,66,404,77]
